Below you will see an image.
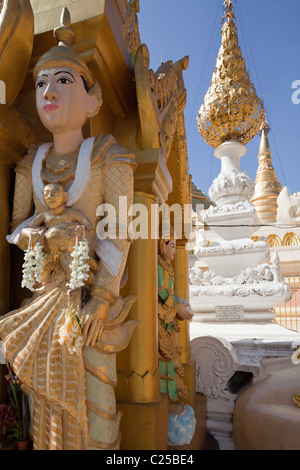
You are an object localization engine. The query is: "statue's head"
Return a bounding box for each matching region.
[158,225,177,262]
[43,183,67,210]
[161,238,177,262]
[33,8,102,135]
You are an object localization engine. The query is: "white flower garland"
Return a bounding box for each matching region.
[21,229,90,355]
[58,233,90,356]
[21,240,44,291]
[68,236,90,290]
[58,304,83,356]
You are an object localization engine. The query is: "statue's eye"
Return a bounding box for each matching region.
[57,77,72,85]
[36,80,45,89]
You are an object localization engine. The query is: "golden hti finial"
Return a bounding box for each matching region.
[54,7,76,47]
[251,117,282,222]
[197,0,264,148]
[222,0,234,22]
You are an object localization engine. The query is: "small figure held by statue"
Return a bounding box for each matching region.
[21,182,93,283]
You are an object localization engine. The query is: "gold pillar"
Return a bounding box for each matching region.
[116,191,167,450]
[116,191,160,404]
[118,396,168,451]
[115,148,172,449]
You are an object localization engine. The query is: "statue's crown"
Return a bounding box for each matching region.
[33,7,94,88]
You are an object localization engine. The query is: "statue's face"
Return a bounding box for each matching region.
[35,66,93,135]
[43,184,66,209]
[163,239,177,261]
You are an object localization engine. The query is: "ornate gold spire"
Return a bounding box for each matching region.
[251,119,282,222]
[197,0,264,148]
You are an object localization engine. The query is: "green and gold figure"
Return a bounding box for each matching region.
[158,236,196,446]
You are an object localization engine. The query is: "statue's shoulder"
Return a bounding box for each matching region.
[15,144,38,177]
[90,133,136,170]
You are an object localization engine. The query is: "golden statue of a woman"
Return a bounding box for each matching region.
[0,8,137,450]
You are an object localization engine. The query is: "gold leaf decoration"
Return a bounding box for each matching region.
[197,0,264,148]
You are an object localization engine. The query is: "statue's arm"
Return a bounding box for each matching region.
[91,160,134,303]
[28,212,44,228]
[73,210,92,230]
[6,149,37,250]
[81,157,135,347]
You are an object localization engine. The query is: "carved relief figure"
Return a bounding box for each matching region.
[158,235,196,446]
[0,9,137,450]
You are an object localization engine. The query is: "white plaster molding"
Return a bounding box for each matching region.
[190,283,291,300]
[208,140,254,207]
[190,253,282,287]
[277,185,300,225]
[191,336,237,400]
[190,333,299,450]
[209,169,254,206]
[195,239,269,258]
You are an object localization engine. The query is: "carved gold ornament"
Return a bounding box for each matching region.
[123,0,141,64]
[282,232,300,247]
[266,234,282,248]
[197,0,264,148]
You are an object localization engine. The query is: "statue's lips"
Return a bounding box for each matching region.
[43,104,60,111]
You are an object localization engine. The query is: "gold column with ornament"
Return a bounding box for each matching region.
[116,148,172,450]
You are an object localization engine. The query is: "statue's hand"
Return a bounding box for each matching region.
[177,302,194,321]
[21,227,46,248]
[81,296,108,347]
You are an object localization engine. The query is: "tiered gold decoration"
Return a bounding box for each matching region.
[197,0,264,148]
[251,120,282,222]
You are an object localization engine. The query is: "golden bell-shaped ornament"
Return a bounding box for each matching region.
[197,0,264,148]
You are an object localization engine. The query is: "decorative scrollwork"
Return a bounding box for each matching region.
[134,43,188,163]
[123,0,141,65]
[191,336,237,399]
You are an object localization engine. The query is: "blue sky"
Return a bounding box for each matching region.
[138,0,300,199]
